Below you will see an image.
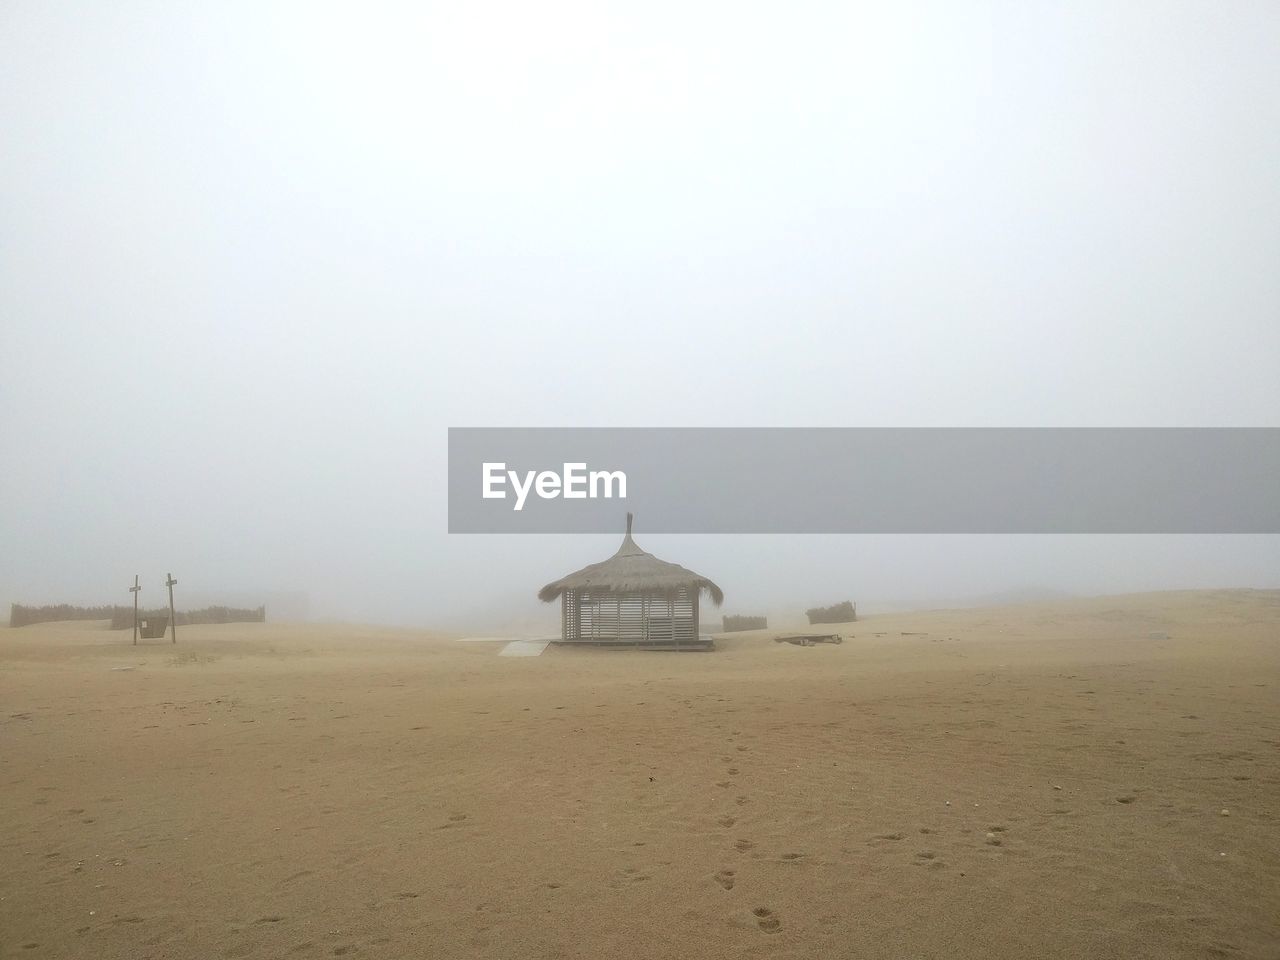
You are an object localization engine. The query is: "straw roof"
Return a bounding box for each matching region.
[538,514,724,606]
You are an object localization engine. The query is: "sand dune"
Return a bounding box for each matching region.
[2,590,1278,959]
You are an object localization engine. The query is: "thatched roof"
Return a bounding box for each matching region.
[538,514,724,606]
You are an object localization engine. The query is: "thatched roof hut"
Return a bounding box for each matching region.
[539,514,722,649]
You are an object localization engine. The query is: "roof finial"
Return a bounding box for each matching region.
[626,512,634,536]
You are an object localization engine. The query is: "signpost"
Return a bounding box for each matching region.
[166,573,178,644]
[129,575,141,645]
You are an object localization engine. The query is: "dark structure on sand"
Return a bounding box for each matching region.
[538,514,722,651]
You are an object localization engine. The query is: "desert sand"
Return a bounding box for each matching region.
[2,590,1278,959]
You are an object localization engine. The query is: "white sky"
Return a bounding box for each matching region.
[2,1,1277,625]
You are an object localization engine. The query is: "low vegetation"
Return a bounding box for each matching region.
[10,603,266,629]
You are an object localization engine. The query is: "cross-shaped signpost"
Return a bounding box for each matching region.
[129,575,142,645]
[166,573,178,644]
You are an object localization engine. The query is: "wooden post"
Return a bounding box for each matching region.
[166,573,178,644]
[129,575,141,645]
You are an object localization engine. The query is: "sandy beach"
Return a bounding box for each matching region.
[3,589,1278,959]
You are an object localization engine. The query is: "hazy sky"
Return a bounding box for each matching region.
[2,2,1277,627]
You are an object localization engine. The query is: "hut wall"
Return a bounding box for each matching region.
[561,587,699,646]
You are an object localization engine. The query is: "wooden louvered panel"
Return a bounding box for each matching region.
[560,587,703,648]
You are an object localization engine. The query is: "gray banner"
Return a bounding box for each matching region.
[448,428,1280,533]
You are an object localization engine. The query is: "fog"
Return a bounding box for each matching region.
[2,2,1277,629]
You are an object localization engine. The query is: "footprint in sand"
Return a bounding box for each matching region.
[714,870,736,890]
[753,907,781,932]
[717,816,736,828]
[735,839,756,852]
[780,852,805,861]
[735,796,749,806]
[728,768,740,776]
[872,832,905,842]
[448,813,468,822]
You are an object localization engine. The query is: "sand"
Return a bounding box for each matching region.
[2,590,1278,959]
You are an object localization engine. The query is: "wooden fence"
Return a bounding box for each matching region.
[805,601,857,625]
